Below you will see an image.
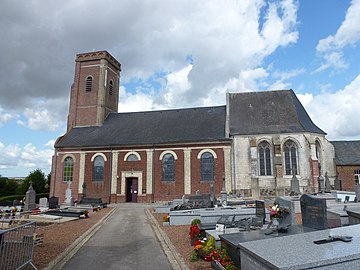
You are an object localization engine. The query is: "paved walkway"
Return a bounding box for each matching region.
[61,204,172,270]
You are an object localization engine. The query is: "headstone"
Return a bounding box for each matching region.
[220,177,228,207]
[24,182,36,211]
[334,174,342,190]
[318,175,324,193]
[64,181,74,206]
[324,172,331,192]
[49,196,59,209]
[274,197,295,225]
[300,194,328,230]
[39,197,48,208]
[188,194,212,208]
[290,167,300,194]
[255,200,265,224]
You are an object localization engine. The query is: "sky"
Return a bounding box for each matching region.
[0,0,359,177]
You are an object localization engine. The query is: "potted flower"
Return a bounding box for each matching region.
[162,215,170,226]
[269,204,289,227]
[189,224,201,245]
[190,239,204,261]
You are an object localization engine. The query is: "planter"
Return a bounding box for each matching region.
[163,222,170,226]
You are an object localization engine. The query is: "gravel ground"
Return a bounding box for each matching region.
[31,207,210,270]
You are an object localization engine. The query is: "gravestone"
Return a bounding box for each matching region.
[188,193,212,208]
[24,182,36,211]
[324,172,331,192]
[64,181,74,206]
[300,194,328,230]
[274,197,295,225]
[255,200,265,224]
[49,196,59,209]
[318,175,324,193]
[334,174,342,190]
[290,167,300,194]
[39,197,48,208]
[220,177,228,207]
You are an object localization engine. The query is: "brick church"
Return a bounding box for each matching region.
[50,50,337,203]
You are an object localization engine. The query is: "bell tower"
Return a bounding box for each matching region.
[67,51,121,131]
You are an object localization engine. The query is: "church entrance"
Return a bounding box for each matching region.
[125,177,138,202]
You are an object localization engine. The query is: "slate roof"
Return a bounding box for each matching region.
[331,141,360,165]
[228,90,326,135]
[55,106,228,148]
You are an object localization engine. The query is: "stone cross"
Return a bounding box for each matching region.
[220,176,228,207]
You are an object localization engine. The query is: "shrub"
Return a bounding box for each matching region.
[191,218,201,226]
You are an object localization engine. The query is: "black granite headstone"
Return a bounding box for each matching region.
[300,194,328,230]
[49,196,59,209]
[255,200,265,224]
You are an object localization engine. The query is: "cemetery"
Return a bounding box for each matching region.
[3,175,360,269]
[152,176,360,270]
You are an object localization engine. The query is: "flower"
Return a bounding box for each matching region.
[163,215,170,222]
[189,224,201,240]
[269,204,289,219]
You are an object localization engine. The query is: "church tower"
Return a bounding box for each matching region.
[67,51,121,131]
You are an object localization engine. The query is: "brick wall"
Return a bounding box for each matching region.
[336,165,360,191]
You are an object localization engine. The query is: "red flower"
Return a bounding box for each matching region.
[189,224,201,240]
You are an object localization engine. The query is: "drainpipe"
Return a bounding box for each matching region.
[109,148,113,204]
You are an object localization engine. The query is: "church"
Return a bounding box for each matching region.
[50,50,337,203]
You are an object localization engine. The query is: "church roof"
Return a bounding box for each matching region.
[228,89,326,135]
[331,141,360,165]
[55,106,228,148]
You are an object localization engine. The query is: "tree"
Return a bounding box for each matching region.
[18,169,49,195]
[0,176,19,197]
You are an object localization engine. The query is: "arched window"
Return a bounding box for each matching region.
[93,155,104,181]
[126,154,139,161]
[63,156,73,182]
[258,141,272,176]
[85,76,93,92]
[109,80,113,95]
[162,153,175,181]
[284,140,298,175]
[201,152,214,181]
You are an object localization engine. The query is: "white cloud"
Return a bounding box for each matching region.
[315,0,360,71]
[298,74,360,140]
[0,141,53,176]
[0,107,18,126]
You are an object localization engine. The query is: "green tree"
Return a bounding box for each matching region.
[0,176,19,197]
[18,169,48,195]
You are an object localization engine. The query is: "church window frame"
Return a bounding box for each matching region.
[109,79,114,95]
[200,152,214,181]
[258,141,272,176]
[283,140,299,175]
[63,156,74,182]
[162,153,175,182]
[85,76,93,92]
[93,155,105,182]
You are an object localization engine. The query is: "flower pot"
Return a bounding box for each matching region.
[163,221,170,226]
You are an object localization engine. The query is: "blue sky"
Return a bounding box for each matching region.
[0,0,359,177]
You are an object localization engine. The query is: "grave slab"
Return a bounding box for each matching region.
[240,224,360,270]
